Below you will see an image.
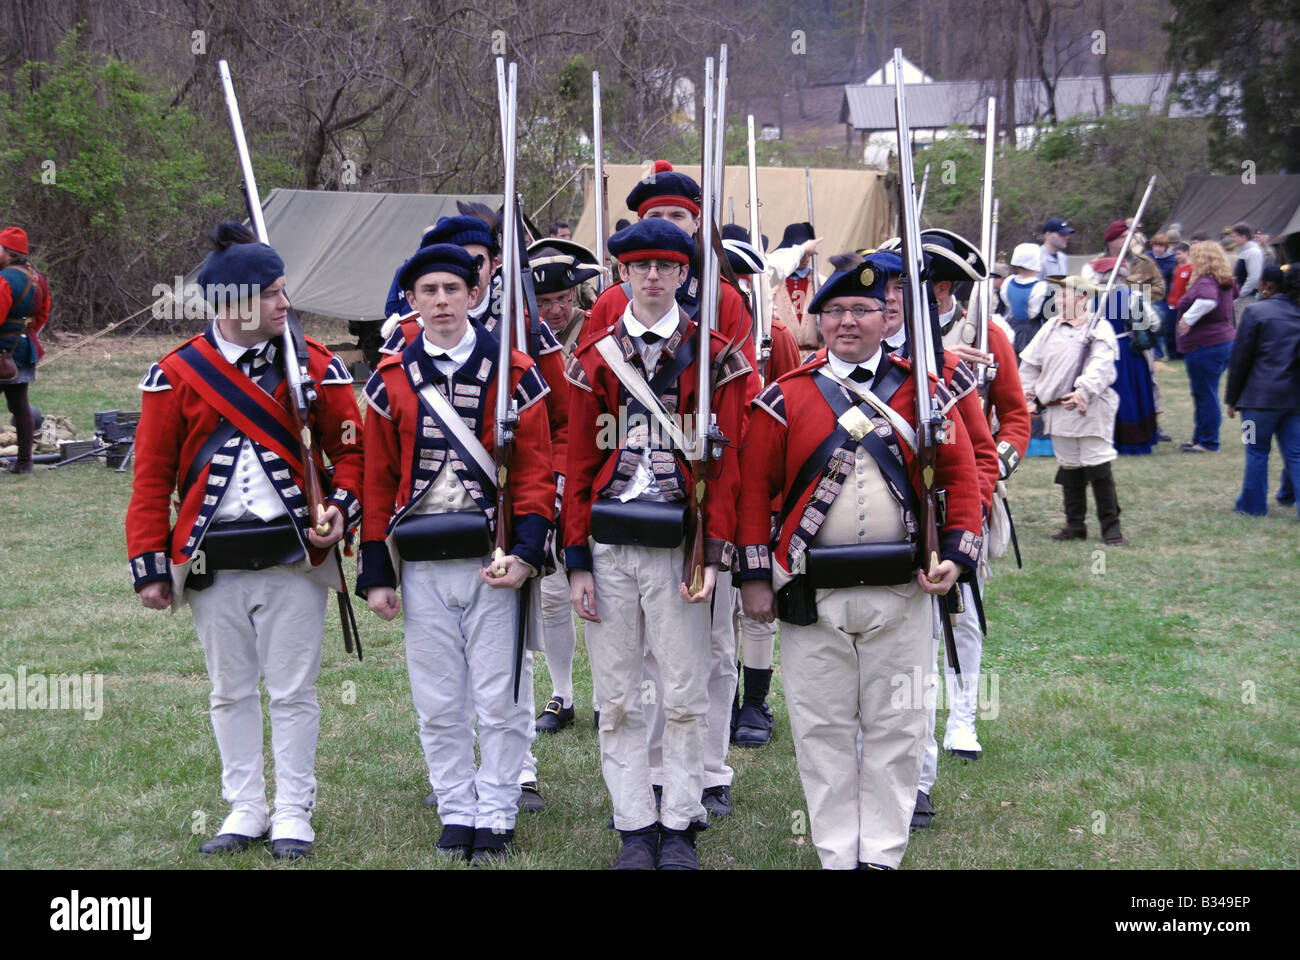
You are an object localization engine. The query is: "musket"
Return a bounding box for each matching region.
[683,52,727,597]
[494,59,529,703]
[592,70,608,294]
[746,113,771,382]
[713,45,728,235]
[218,59,359,659]
[804,166,820,296]
[975,98,997,410]
[894,48,960,675]
[916,162,931,221]
[1039,174,1156,413]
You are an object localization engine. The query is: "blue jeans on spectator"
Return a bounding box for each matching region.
[1235,408,1300,517]
[1183,340,1233,449]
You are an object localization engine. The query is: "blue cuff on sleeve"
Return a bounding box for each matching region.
[734,543,773,583]
[129,550,172,592]
[563,544,593,572]
[328,489,362,529]
[509,512,551,573]
[355,540,396,596]
[940,527,982,575]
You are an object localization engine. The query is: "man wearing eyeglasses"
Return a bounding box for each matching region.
[736,260,983,869]
[578,160,760,822]
[562,218,751,869]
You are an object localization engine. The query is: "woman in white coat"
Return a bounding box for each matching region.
[1020,276,1125,545]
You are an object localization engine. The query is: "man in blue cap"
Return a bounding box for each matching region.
[1039,217,1074,280]
[379,215,500,354]
[357,242,556,864]
[563,218,751,869]
[736,257,983,868]
[527,238,602,735]
[126,222,364,861]
[587,161,760,818]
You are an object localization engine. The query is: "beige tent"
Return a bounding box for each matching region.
[572,164,893,259]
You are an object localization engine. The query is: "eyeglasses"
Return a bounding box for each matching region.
[821,305,884,320]
[626,260,683,277]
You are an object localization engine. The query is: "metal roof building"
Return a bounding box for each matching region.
[841,71,1222,140]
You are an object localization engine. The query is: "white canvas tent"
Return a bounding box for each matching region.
[572,164,893,259]
[187,188,502,321]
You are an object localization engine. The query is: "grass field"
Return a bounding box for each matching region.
[1,327,1297,870]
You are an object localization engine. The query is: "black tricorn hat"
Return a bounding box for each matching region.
[526,238,602,294]
[776,221,815,251]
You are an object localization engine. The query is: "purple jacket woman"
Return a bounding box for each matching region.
[1176,265,1238,452]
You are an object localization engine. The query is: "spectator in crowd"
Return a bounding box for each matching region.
[548,220,571,240]
[1148,233,1177,359]
[1038,217,1073,279]
[1225,265,1300,516]
[1231,222,1264,323]
[1020,275,1124,545]
[1257,265,1285,300]
[1164,241,1193,359]
[1255,230,1275,267]
[0,226,51,475]
[1176,241,1239,453]
[1001,242,1053,354]
[1083,220,1162,454]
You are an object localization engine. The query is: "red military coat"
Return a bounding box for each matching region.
[125,329,363,591]
[766,317,802,383]
[575,274,759,390]
[380,307,570,477]
[984,322,1032,473]
[735,352,984,583]
[356,322,554,592]
[561,298,751,572]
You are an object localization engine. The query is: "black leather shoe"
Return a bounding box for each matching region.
[5,459,33,474]
[271,837,312,861]
[469,827,514,866]
[734,701,774,747]
[657,822,705,870]
[435,824,475,860]
[536,696,575,732]
[910,790,936,830]
[701,784,732,817]
[857,861,897,869]
[518,781,545,813]
[199,832,265,855]
[609,825,659,870]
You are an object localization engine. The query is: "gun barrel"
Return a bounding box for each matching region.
[746,114,769,363]
[977,97,996,361]
[893,49,934,443]
[697,56,716,456]
[592,70,606,293]
[495,58,517,451]
[713,45,728,228]
[218,60,269,244]
[1100,174,1158,305]
[804,166,819,295]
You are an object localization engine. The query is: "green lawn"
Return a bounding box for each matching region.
[1,332,1296,869]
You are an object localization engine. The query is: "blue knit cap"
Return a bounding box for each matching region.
[196,241,285,305]
[397,243,478,292]
[422,215,498,257]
